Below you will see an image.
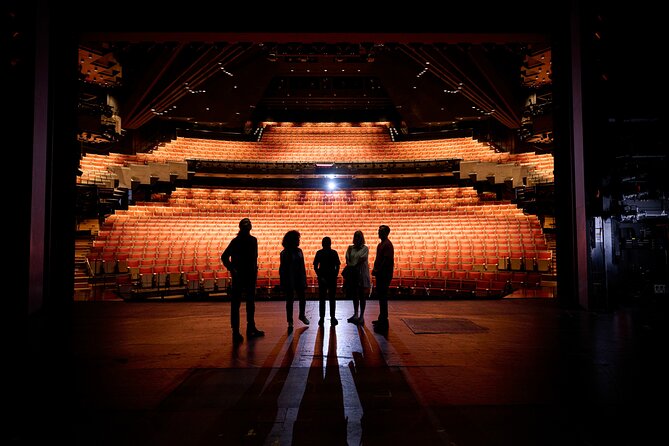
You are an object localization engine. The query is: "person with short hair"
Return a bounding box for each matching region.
[313,236,341,326]
[221,218,264,343]
[372,225,394,332]
[280,230,310,332]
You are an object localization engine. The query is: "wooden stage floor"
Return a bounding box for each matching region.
[10,297,667,445]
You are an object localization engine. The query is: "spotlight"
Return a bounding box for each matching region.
[326,180,337,190]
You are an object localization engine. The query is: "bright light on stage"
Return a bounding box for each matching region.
[327,181,337,190]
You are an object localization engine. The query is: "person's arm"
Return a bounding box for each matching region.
[334,251,341,276]
[373,243,387,274]
[359,245,369,262]
[377,242,394,276]
[251,236,259,270]
[279,250,288,290]
[221,239,235,271]
[279,250,287,277]
[313,251,320,276]
[298,248,307,288]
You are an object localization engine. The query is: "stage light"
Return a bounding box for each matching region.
[327,180,337,190]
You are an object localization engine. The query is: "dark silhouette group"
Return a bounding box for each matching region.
[222,218,394,343]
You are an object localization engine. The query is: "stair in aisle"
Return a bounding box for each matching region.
[74,236,93,301]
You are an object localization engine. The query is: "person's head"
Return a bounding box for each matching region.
[378,225,390,240]
[353,230,365,247]
[282,230,301,249]
[322,236,332,249]
[238,218,252,234]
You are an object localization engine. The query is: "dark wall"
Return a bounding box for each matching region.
[6,1,78,320]
[5,1,35,326]
[6,1,80,439]
[580,3,668,309]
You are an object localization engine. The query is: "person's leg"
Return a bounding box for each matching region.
[286,289,294,325]
[318,284,327,321]
[373,279,390,331]
[245,282,255,328]
[347,286,359,322]
[377,280,389,322]
[230,283,243,341]
[231,293,241,332]
[358,286,369,324]
[329,285,337,319]
[298,288,309,324]
[245,281,264,337]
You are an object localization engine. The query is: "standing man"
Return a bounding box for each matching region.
[372,225,394,332]
[313,236,341,326]
[221,218,264,343]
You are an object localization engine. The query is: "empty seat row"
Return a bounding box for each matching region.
[88,186,554,295]
[79,123,554,183]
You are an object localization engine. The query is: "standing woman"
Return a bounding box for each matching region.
[280,230,310,332]
[345,230,371,325]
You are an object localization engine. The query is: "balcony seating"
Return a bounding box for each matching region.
[78,123,554,187]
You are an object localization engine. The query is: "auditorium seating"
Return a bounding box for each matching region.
[77,153,126,188]
[77,123,554,187]
[152,125,506,163]
[77,152,188,189]
[88,186,552,298]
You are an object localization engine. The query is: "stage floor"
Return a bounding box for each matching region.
[11,298,666,445]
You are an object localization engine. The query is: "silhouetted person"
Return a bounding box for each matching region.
[221,217,264,343]
[313,236,341,326]
[280,230,309,332]
[372,225,394,332]
[345,230,371,325]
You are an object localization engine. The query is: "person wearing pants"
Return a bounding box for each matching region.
[280,230,310,332]
[372,225,394,332]
[221,218,265,343]
[313,236,341,326]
